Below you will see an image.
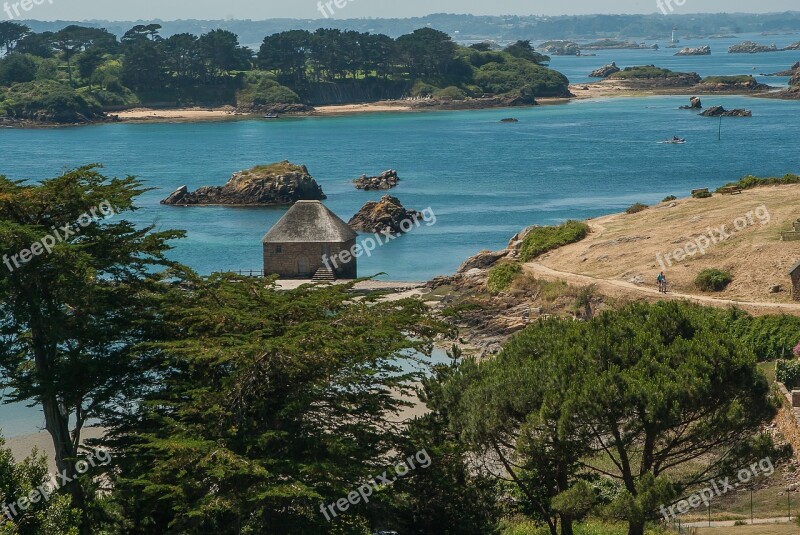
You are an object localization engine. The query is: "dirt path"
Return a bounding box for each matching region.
[524,261,800,314]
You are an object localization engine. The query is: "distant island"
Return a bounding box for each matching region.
[0,21,570,126]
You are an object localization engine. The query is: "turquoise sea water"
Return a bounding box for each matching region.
[549,33,800,85]
[2,44,800,437]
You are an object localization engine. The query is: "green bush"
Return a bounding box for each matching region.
[487,262,522,294]
[410,80,439,97]
[701,75,757,85]
[499,518,669,535]
[610,65,691,79]
[236,71,300,107]
[474,57,570,97]
[519,221,590,262]
[717,174,800,191]
[433,86,467,100]
[731,314,800,361]
[0,80,103,122]
[625,203,648,214]
[0,53,37,85]
[695,269,732,292]
[693,191,713,199]
[661,195,677,202]
[776,359,800,388]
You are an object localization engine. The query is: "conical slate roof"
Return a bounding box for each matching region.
[262,201,357,244]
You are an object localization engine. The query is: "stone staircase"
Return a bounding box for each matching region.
[312,267,336,282]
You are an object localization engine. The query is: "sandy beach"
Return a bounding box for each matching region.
[5,428,106,473]
[312,102,414,115]
[114,106,241,122]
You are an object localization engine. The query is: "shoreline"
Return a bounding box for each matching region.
[2,85,795,128]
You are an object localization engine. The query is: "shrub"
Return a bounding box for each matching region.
[474,57,571,97]
[487,262,522,294]
[693,191,712,199]
[661,195,677,202]
[410,80,439,98]
[717,173,800,192]
[237,71,300,107]
[433,86,467,100]
[777,359,800,388]
[625,203,648,214]
[609,65,693,79]
[731,314,800,361]
[1,80,103,122]
[695,269,732,292]
[0,53,37,85]
[519,221,590,262]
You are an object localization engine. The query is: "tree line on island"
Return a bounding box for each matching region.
[1,166,796,534]
[0,20,570,123]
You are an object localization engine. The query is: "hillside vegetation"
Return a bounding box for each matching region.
[0,21,569,122]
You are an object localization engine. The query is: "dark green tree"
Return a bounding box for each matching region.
[504,40,550,65]
[0,53,36,85]
[15,32,54,58]
[76,48,105,88]
[572,302,776,535]
[0,21,30,56]
[198,29,251,78]
[105,274,443,534]
[0,165,185,534]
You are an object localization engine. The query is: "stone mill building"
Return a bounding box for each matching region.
[262,200,358,280]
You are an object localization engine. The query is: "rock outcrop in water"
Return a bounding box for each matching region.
[348,195,421,234]
[589,62,621,78]
[161,161,326,206]
[675,46,711,56]
[539,40,580,55]
[679,96,702,109]
[728,41,779,53]
[353,170,400,190]
[699,106,752,117]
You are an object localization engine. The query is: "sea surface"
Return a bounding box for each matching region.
[2,43,800,438]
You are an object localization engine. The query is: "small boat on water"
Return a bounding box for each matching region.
[660,137,686,144]
[263,114,279,119]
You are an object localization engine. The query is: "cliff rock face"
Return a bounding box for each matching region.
[589,62,621,78]
[348,195,421,234]
[699,106,752,117]
[161,161,326,206]
[728,41,778,53]
[675,46,711,56]
[353,170,400,190]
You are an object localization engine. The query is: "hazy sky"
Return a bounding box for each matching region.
[15,0,799,21]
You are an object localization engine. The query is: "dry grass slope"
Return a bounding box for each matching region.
[535,185,800,305]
